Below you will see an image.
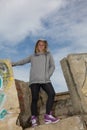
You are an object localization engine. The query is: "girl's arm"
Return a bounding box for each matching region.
[49,53,55,77]
[12,55,32,67]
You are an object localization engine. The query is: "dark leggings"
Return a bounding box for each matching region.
[30,82,55,116]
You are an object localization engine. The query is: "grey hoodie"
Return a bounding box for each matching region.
[12,52,55,85]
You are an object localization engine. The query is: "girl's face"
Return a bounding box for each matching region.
[37,41,45,52]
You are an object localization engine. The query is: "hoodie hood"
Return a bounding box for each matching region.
[34,51,50,56]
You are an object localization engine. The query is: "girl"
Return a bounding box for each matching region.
[12,39,59,127]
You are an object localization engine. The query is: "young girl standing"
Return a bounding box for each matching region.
[12,39,59,127]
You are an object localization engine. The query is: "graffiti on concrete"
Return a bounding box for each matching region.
[0,59,14,120]
[0,75,3,90]
[0,92,6,110]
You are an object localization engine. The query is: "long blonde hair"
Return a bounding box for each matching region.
[34,39,48,54]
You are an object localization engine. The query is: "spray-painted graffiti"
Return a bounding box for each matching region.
[0,59,14,120]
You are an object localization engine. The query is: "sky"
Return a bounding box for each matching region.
[0,0,87,93]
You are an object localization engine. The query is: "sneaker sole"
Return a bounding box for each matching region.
[52,119,60,123]
[45,120,52,124]
[45,119,60,124]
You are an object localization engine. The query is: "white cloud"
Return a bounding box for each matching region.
[37,0,87,51]
[0,0,64,45]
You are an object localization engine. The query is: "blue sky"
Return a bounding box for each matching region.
[0,0,87,93]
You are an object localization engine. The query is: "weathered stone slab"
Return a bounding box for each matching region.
[0,113,22,130]
[60,54,87,114]
[25,116,85,130]
[15,79,31,128]
[0,59,19,120]
[0,59,20,130]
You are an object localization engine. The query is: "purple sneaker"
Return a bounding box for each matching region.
[44,113,60,124]
[31,116,37,127]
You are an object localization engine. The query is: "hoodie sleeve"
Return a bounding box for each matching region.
[12,55,32,66]
[49,53,55,77]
